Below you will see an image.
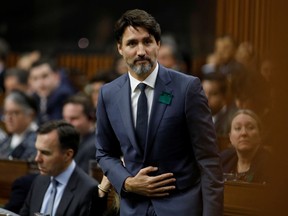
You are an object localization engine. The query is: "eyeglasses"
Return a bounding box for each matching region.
[2,109,25,118]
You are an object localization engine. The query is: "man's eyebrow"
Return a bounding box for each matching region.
[126,38,137,43]
[38,149,51,155]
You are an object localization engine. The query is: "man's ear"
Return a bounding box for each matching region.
[117,43,123,56]
[64,149,74,162]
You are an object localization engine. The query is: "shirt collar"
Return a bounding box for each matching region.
[128,63,159,92]
[53,160,76,186]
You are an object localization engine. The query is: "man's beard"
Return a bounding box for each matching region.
[129,57,154,76]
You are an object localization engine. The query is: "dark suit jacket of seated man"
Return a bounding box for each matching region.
[20,120,106,216]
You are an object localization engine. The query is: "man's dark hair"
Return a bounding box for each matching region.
[0,38,10,61]
[114,9,161,44]
[202,72,227,95]
[30,57,58,72]
[89,71,114,84]
[37,120,80,157]
[5,89,38,114]
[5,67,29,85]
[64,93,96,121]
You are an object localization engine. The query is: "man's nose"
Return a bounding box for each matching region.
[137,44,146,56]
[35,152,41,162]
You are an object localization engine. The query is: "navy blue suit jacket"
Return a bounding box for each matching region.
[0,130,37,161]
[33,78,75,125]
[96,65,223,216]
[19,166,105,216]
[75,131,97,173]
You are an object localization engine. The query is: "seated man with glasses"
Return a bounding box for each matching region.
[0,89,38,160]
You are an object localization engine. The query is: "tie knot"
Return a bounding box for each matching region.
[138,83,147,92]
[51,178,58,187]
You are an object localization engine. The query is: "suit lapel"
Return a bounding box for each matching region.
[144,67,172,159]
[0,137,12,157]
[117,75,143,156]
[34,177,50,213]
[55,169,77,215]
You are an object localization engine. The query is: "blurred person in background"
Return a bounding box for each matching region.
[220,109,271,183]
[84,72,114,109]
[231,77,272,147]
[201,36,248,104]
[0,37,10,93]
[215,35,244,76]
[62,93,97,173]
[0,90,38,160]
[235,41,257,73]
[158,34,189,74]
[29,58,75,125]
[4,67,31,95]
[16,50,41,71]
[201,52,221,75]
[202,72,237,150]
[114,56,128,76]
[157,34,179,70]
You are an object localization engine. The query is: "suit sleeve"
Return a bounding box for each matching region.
[96,87,132,194]
[18,180,34,216]
[5,174,37,214]
[80,185,107,216]
[185,77,224,216]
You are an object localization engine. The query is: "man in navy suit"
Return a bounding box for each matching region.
[29,58,75,125]
[20,120,106,216]
[96,9,223,216]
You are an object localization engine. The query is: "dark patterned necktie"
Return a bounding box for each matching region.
[135,83,148,152]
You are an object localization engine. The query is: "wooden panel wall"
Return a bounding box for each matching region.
[57,54,114,79]
[217,1,288,215]
[216,0,272,61]
[6,53,114,80]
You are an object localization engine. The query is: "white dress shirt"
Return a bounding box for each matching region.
[40,160,76,216]
[128,63,159,127]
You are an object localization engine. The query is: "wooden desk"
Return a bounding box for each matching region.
[0,159,36,206]
[224,181,267,216]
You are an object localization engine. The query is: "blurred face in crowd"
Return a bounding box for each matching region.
[260,59,273,82]
[230,113,261,154]
[90,81,105,108]
[202,80,225,115]
[115,57,128,75]
[35,130,73,176]
[215,37,235,63]
[117,26,160,80]
[29,63,60,97]
[235,42,253,66]
[158,44,176,69]
[63,103,92,136]
[4,76,28,94]
[3,99,34,134]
